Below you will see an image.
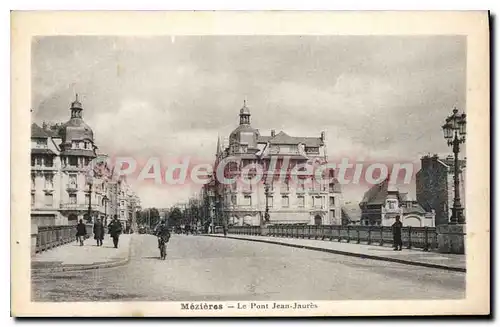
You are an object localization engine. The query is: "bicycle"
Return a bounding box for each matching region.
[158,236,167,260]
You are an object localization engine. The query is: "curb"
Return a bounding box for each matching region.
[32,235,134,275]
[204,234,466,273]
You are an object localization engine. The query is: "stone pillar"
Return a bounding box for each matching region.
[31,222,38,257]
[437,224,465,254]
[260,224,269,236]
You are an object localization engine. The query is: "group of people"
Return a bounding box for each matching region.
[75,215,125,248]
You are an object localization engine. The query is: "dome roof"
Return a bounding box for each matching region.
[59,118,94,142]
[240,100,250,115]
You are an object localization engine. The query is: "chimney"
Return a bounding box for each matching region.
[320,131,325,142]
[271,129,275,137]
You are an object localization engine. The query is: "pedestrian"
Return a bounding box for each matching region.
[108,215,123,248]
[392,215,403,251]
[76,219,87,246]
[93,218,105,246]
[223,224,227,237]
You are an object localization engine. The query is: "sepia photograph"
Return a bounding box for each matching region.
[11,11,489,317]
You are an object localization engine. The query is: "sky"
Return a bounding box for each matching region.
[31,36,466,208]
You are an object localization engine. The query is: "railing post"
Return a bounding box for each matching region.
[357,228,361,244]
[423,227,429,251]
[380,227,384,246]
[338,226,342,242]
[407,226,412,249]
[347,226,350,243]
[367,227,371,245]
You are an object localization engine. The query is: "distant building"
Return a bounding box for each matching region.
[359,179,435,227]
[203,101,343,226]
[416,154,466,226]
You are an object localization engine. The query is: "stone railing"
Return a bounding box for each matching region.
[33,223,93,255]
[226,225,439,251]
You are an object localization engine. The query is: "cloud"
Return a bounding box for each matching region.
[32,36,466,206]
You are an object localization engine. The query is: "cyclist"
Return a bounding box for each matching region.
[154,219,171,257]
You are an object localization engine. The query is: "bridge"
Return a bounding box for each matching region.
[32,233,464,301]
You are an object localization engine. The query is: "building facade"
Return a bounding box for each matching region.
[31,96,140,228]
[359,179,435,227]
[416,154,466,226]
[204,101,343,227]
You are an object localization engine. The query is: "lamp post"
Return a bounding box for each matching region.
[264,183,270,223]
[86,174,94,223]
[102,194,109,227]
[442,107,466,225]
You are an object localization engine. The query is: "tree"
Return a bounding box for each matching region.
[169,207,183,227]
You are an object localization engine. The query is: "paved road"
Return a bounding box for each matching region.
[32,234,465,301]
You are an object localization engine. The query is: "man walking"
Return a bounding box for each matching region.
[76,219,87,246]
[392,215,403,251]
[108,215,123,248]
[93,218,105,246]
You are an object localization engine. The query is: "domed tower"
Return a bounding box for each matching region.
[228,100,260,154]
[59,95,99,224]
[59,94,96,162]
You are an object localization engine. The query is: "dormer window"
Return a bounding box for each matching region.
[36,139,47,148]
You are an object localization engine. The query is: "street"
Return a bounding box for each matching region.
[32,234,465,301]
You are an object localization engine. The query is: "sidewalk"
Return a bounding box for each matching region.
[207,234,466,272]
[32,234,133,273]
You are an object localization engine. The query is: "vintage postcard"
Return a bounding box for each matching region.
[11,11,489,317]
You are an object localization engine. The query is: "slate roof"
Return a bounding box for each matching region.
[402,203,427,215]
[360,179,389,206]
[257,131,323,147]
[31,123,49,138]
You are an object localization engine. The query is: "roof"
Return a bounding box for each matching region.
[360,179,389,206]
[257,136,272,143]
[31,148,56,156]
[257,131,323,147]
[59,118,94,142]
[31,123,49,138]
[403,203,427,214]
[342,203,362,221]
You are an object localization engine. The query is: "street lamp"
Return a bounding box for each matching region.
[442,107,466,224]
[264,183,270,223]
[102,194,109,226]
[86,174,94,223]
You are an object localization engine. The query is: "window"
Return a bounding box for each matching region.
[313,196,322,208]
[121,210,125,218]
[242,195,252,206]
[44,194,53,207]
[297,195,305,207]
[31,175,35,188]
[329,209,335,220]
[329,196,335,207]
[69,193,77,204]
[267,196,273,208]
[36,139,47,148]
[231,194,237,206]
[121,201,125,206]
[45,157,53,167]
[44,174,53,189]
[85,194,90,205]
[31,194,35,206]
[69,157,78,166]
[31,157,36,166]
[69,174,77,188]
[281,195,289,207]
[79,142,84,149]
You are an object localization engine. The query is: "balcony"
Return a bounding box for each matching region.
[66,184,79,192]
[31,164,57,171]
[60,203,101,211]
